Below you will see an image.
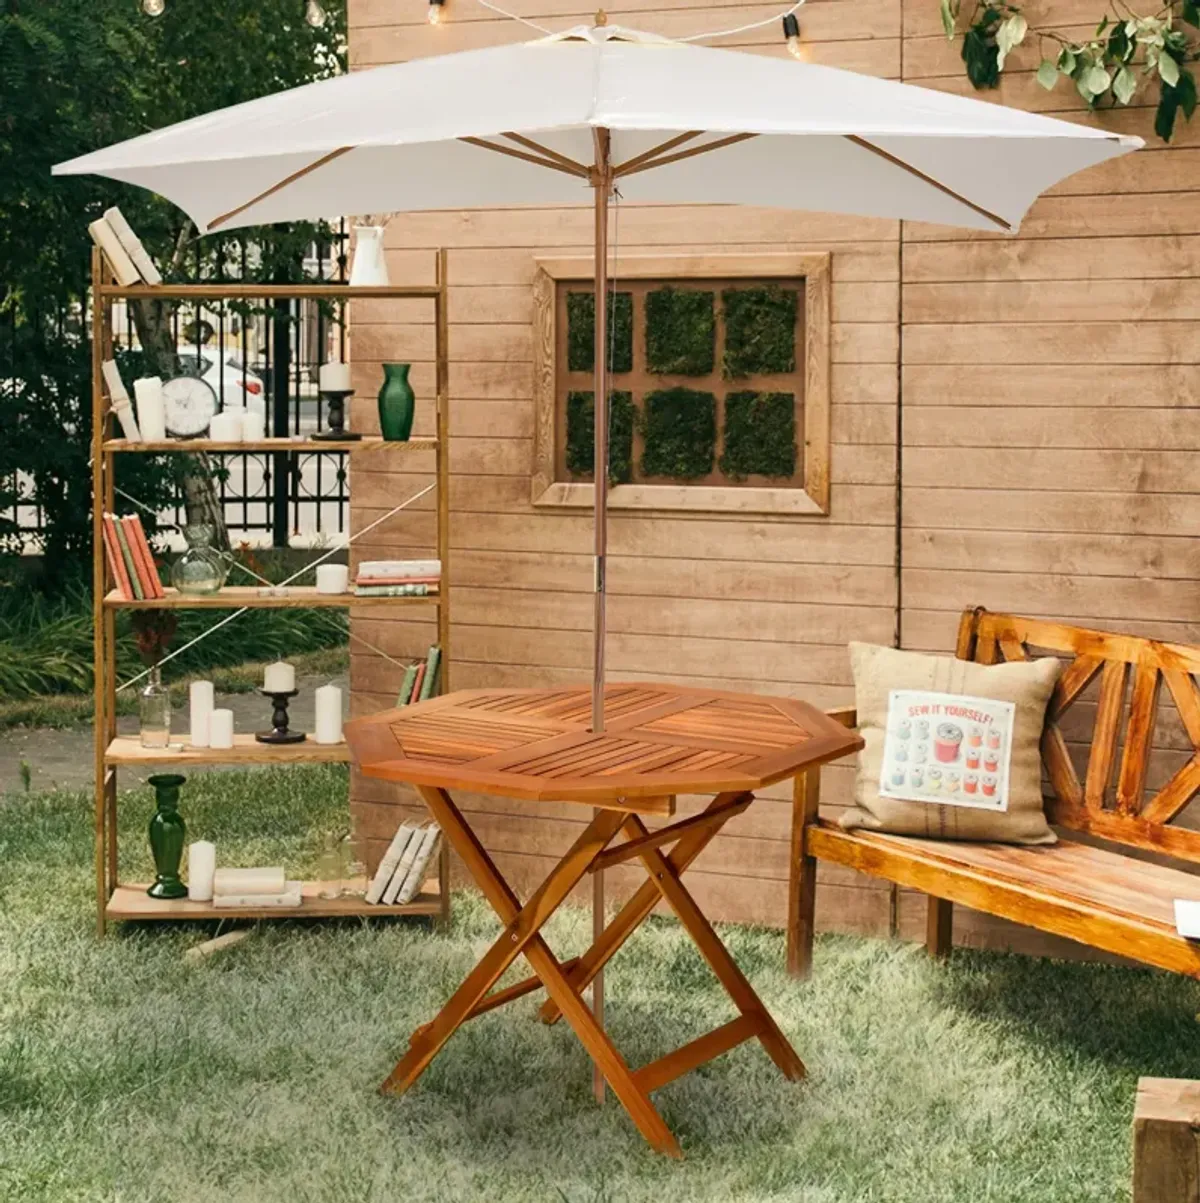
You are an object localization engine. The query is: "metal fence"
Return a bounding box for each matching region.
[4,223,354,552]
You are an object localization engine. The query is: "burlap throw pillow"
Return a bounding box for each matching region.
[840,642,1060,845]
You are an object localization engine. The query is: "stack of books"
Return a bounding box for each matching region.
[365,822,442,906]
[355,559,440,598]
[211,867,302,909]
[87,206,163,287]
[396,645,441,707]
[102,513,164,600]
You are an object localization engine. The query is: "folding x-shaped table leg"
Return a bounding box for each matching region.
[385,785,684,1156]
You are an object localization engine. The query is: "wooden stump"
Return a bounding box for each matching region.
[1133,1078,1200,1203]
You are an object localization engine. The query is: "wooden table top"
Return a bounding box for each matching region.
[345,684,862,813]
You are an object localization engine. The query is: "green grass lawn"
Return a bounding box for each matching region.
[1,765,1196,1202]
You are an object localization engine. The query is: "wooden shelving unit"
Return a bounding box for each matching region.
[90,249,452,934]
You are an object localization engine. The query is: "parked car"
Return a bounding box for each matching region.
[178,352,267,420]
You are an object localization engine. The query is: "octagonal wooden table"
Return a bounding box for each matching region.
[345,682,863,1157]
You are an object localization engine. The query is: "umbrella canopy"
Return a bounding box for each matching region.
[56,21,1142,732]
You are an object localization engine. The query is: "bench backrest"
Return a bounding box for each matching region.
[956,607,1200,865]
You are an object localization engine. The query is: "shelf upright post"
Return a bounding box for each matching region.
[434,248,452,927]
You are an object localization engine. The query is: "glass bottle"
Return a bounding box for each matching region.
[170,523,233,595]
[340,822,367,898]
[317,831,341,898]
[139,663,171,748]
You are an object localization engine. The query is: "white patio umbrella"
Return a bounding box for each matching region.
[56,20,1141,733]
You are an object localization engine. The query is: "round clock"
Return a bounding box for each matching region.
[163,375,218,438]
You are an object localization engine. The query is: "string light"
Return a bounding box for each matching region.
[782,13,803,58]
[428,0,445,24]
[142,0,165,15]
[305,0,328,27]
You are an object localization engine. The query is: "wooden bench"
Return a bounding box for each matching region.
[788,607,1200,979]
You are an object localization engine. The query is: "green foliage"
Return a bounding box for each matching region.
[564,391,635,485]
[719,392,798,481]
[0,0,346,574]
[945,0,1199,142]
[644,287,715,375]
[565,290,633,373]
[640,388,715,480]
[722,286,798,379]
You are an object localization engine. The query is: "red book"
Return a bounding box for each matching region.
[409,662,427,705]
[121,516,159,600]
[102,514,133,599]
[129,514,165,598]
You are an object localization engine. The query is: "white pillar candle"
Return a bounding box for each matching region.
[208,411,242,442]
[189,680,214,747]
[133,377,166,441]
[209,708,234,749]
[263,661,295,693]
[241,410,266,441]
[187,841,216,901]
[314,684,343,745]
[316,563,349,594]
[319,361,351,392]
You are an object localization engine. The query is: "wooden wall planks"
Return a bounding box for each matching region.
[346,0,1198,960]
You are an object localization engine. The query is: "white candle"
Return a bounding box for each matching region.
[319,361,351,392]
[133,377,166,441]
[209,708,234,749]
[208,411,242,442]
[189,680,214,747]
[263,661,295,693]
[241,410,266,441]
[314,684,343,744]
[316,564,349,594]
[187,841,216,901]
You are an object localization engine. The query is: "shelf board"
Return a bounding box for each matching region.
[103,586,440,609]
[97,283,441,301]
[107,880,443,921]
[106,734,351,766]
[102,436,437,454]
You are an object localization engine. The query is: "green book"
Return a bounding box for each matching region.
[418,645,442,702]
[113,518,144,600]
[396,664,418,707]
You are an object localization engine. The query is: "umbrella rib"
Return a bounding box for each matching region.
[613,132,758,177]
[207,146,354,231]
[459,136,591,179]
[845,135,1011,232]
[611,131,704,177]
[498,132,591,176]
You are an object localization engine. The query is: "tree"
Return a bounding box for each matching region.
[0,0,345,573]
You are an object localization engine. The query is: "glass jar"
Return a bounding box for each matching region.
[139,664,171,748]
[340,824,367,898]
[170,524,232,595]
[317,831,341,898]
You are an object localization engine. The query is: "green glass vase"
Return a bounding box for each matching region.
[378,363,415,442]
[147,773,188,899]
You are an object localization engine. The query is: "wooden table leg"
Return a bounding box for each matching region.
[626,814,807,1082]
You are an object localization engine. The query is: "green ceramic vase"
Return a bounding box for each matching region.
[147,773,188,899]
[378,363,415,442]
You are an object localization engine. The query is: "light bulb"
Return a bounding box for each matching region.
[305,0,327,27]
[142,0,165,15]
[787,34,803,59]
[427,0,444,23]
[782,13,803,59]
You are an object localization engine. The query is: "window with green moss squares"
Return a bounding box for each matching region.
[720,392,798,481]
[644,287,715,375]
[640,388,716,481]
[722,285,798,379]
[565,391,635,485]
[566,291,633,374]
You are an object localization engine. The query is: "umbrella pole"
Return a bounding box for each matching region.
[591,125,612,1106]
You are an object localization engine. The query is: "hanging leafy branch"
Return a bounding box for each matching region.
[941,0,1199,140]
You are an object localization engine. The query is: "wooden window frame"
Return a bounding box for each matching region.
[531,253,831,516]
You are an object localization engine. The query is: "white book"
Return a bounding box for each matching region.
[87,217,141,287]
[215,882,303,909]
[213,866,286,896]
[101,359,131,404]
[382,824,429,904]
[397,827,441,905]
[357,560,441,578]
[1175,899,1200,939]
[365,822,417,905]
[104,206,163,285]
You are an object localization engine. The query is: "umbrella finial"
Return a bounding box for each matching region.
[595,8,607,25]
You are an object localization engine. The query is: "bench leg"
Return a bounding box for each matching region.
[787,768,820,979]
[926,896,953,959]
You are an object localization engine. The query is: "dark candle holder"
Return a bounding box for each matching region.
[313,389,361,442]
[256,689,307,744]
